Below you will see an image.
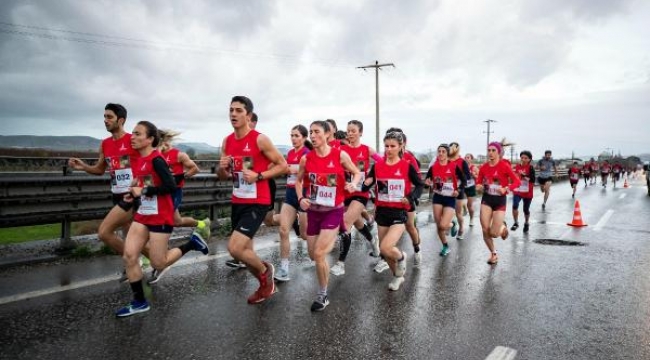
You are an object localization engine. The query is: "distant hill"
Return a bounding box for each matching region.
[0,135,222,155]
[0,135,101,151]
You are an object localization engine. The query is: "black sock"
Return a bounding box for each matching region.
[130,279,146,302]
[338,233,352,262]
[413,244,420,253]
[360,224,373,241]
[178,241,194,255]
[292,218,300,236]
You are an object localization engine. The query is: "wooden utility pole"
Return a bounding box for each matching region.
[357,60,395,151]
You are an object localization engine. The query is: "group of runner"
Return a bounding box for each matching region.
[579,158,627,189]
[74,97,619,318]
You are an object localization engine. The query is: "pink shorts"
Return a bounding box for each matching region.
[306,207,345,236]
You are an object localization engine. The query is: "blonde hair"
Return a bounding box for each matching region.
[157,129,181,152]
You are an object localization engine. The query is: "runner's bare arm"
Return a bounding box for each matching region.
[256,134,288,179]
[340,150,361,192]
[178,151,200,178]
[217,137,231,181]
[68,144,107,175]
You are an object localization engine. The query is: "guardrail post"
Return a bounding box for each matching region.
[209,204,215,221]
[58,215,75,253]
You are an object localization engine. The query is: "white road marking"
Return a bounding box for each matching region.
[485,346,517,360]
[619,193,626,199]
[0,238,302,306]
[594,209,614,232]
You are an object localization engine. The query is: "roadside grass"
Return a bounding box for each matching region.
[0,220,101,245]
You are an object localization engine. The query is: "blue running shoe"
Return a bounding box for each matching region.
[439,244,451,257]
[190,218,211,255]
[115,300,150,318]
[450,218,458,238]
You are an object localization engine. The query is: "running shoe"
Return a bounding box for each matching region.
[388,276,405,291]
[510,223,519,231]
[369,234,380,257]
[395,252,407,277]
[487,253,498,265]
[542,203,546,210]
[147,267,171,285]
[247,262,276,304]
[274,266,290,282]
[330,261,345,276]
[439,244,450,257]
[523,223,530,233]
[456,231,464,240]
[373,259,389,273]
[450,218,459,238]
[115,299,150,318]
[310,294,329,312]
[190,218,211,255]
[225,259,247,269]
[469,217,475,227]
[413,252,422,268]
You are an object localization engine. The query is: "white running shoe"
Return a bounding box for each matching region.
[374,259,389,273]
[388,276,405,291]
[413,252,422,267]
[469,217,475,227]
[395,252,407,277]
[330,261,345,276]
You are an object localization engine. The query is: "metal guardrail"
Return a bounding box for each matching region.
[0,165,570,249]
[0,173,286,249]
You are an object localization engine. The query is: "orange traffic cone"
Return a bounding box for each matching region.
[567,200,588,227]
[623,176,629,188]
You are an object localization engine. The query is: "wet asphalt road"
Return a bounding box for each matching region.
[1,177,650,359]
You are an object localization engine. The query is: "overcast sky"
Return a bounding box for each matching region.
[1,0,648,159]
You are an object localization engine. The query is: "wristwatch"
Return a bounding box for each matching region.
[257,172,264,181]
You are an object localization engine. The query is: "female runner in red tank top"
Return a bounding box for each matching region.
[464,153,479,226]
[425,144,466,257]
[362,131,424,291]
[273,124,312,282]
[475,142,521,265]
[330,120,382,277]
[116,121,195,317]
[511,151,535,233]
[295,120,361,312]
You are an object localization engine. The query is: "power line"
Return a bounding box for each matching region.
[0,22,355,69]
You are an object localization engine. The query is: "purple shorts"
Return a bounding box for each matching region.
[306,207,345,236]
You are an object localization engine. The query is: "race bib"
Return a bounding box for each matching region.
[466,178,476,187]
[518,180,529,193]
[112,168,133,194]
[487,184,501,196]
[378,179,405,202]
[138,195,158,215]
[570,173,579,180]
[287,164,299,185]
[311,185,336,207]
[440,182,455,197]
[233,171,257,199]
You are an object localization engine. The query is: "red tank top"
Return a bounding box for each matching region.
[431,160,459,197]
[102,133,139,194]
[374,159,412,210]
[341,144,370,199]
[328,139,342,150]
[304,147,346,207]
[162,148,185,187]
[286,146,309,188]
[477,160,521,197]
[513,163,534,198]
[224,130,272,205]
[569,167,581,181]
[132,150,174,226]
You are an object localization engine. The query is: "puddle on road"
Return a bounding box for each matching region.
[533,238,586,246]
